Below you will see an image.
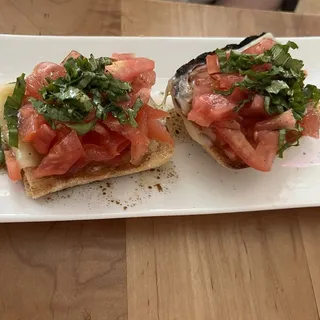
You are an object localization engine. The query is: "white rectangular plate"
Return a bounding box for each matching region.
[1,34,320,222]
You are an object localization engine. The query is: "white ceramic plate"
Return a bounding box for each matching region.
[1,34,320,223]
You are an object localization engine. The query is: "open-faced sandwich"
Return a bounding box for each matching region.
[0,51,174,198]
[169,32,320,172]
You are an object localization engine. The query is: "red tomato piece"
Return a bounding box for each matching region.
[61,50,81,64]
[84,144,118,162]
[19,104,46,142]
[136,105,149,136]
[32,124,56,155]
[300,106,320,138]
[213,74,244,90]
[147,119,174,146]
[4,151,22,181]
[255,130,279,170]
[105,58,155,82]
[26,62,66,100]
[213,120,241,130]
[122,88,151,108]
[193,71,214,98]
[255,110,296,131]
[243,38,276,55]
[145,104,169,120]
[112,53,136,60]
[131,71,156,91]
[34,131,84,178]
[188,93,236,127]
[216,127,278,172]
[206,54,220,74]
[239,95,268,117]
[104,116,150,165]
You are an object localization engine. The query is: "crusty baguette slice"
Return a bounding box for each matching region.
[23,142,173,199]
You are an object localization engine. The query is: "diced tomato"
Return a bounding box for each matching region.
[32,124,56,155]
[145,104,169,120]
[61,50,81,64]
[55,125,72,143]
[112,53,136,60]
[4,151,22,181]
[243,38,276,55]
[83,144,117,162]
[255,110,296,131]
[206,54,220,74]
[106,58,155,82]
[300,106,320,138]
[26,62,66,100]
[239,95,268,117]
[213,120,241,130]
[34,131,84,178]
[93,123,110,138]
[69,156,90,173]
[193,71,214,98]
[188,93,235,127]
[122,88,151,108]
[147,119,174,145]
[216,127,278,172]
[104,116,150,165]
[213,74,244,90]
[255,130,279,170]
[19,104,46,142]
[136,106,149,136]
[131,71,156,91]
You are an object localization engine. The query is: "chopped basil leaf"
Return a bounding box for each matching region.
[4,74,26,148]
[66,120,96,135]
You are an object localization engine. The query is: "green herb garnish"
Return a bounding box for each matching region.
[30,54,143,128]
[4,74,26,148]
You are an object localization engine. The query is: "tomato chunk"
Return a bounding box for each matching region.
[4,151,22,181]
[147,119,174,145]
[112,53,136,60]
[104,116,150,165]
[26,62,66,100]
[61,50,81,64]
[243,38,276,54]
[32,124,57,155]
[206,54,220,74]
[131,71,156,91]
[216,128,278,172]
[188,93,236,127]
[255,110,296,131]
[34,131,84,178]
[106,58,155,82]
[300,106,320,138]
[19,105,46,142]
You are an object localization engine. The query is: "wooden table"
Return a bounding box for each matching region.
[1,1,320,319]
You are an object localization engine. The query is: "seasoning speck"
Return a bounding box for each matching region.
[123,206,128,211]
[155,183,163,192]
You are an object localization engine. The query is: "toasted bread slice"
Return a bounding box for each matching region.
[22,142,173,199]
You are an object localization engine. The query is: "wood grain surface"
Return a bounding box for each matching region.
[1,1,320,320]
